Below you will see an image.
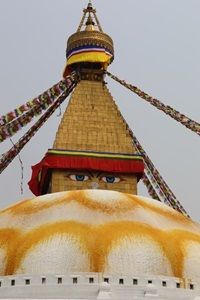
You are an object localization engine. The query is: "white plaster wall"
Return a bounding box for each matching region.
[0,273,199,299]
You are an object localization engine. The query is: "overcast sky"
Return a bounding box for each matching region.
[0,0,200,221]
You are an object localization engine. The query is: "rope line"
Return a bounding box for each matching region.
[0,73,78,174]
[9,138,24,195]
[106,71,200,137]
[132,132,189,217]
[105,88,189,216]
[143,166,170,205]
[142,172,160,202]
[0,74,76,143]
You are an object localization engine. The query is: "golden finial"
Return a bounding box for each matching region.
[63,0,114,77]
[85,14,95,31]
[87,0,93,10]
[77,0,103,32]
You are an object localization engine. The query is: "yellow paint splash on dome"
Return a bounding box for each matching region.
[2,191,137,216]
[11,221,92,274]
[0,220,200,278]
[0,229,22,275]
[126,194,192,224]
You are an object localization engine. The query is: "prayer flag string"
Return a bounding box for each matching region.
[106,71,200,137]
[142,172,160,202]
[0,72,78,174]
[107,89,189,216]
[133,133,189,217]
[0,73,77,143]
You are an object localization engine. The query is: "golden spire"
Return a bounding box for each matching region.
[29,2,144,196]
[63,2,114,78]
[77,1,103,32]
[85,14,95,31]
[52,1,143,194]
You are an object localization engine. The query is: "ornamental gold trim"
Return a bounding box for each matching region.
[67,31,114,53]
[47,149,143,161]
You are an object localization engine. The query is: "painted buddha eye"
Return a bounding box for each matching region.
[102,176,121,183]
[69,175,89,182]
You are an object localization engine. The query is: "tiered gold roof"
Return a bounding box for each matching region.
[63,1,114,77]
[53,80,136,154]
[67,1,114,57]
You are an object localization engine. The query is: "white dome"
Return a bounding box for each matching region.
[0,190,200,279]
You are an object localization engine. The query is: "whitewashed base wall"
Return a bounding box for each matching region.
[0,273,200,300]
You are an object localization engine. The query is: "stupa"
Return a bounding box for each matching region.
[0,2,200,299]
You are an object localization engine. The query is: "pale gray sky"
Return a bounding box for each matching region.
[0,0,200,221]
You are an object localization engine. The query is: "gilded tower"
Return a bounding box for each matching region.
[29,2,144,196]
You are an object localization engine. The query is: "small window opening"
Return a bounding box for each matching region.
[42,277,46,284]
[162,281,167,287]
[148,280,152,284]
[176,282,180,288]
[190,284,194,290]
[25,279,30,285]
[119,278,124,285]
[104,278,109,283]
[133,279,138,285]
[57,277,62,284]
[89,277,94,283]
[11,279,15,286]
[73,277,78,284]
